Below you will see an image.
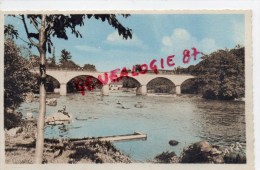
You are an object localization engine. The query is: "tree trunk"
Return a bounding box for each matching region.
[35,14,47,164]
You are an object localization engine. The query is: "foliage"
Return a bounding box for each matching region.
[181,47,245,100]
[59,49,72,63]
[82,64,96,71]
[60,60,80,69]
[5,13,133,163]
[5,14,132,53]
[46,48,57,68]
[5,111,23,130]
[4,24,18,39]
[4,39,35,109]
[4,39,36,129]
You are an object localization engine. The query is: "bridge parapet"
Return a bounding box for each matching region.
[32,67,193,76]
[30,68,195,96]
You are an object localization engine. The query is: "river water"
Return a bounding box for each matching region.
[17,92,246,162]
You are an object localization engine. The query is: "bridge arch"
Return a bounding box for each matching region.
[66,75,103,94]
[31,69,195,96]
[45,75,60,93]
[180,77,198,94]
[109,76,142,95]
[147,77,176,94]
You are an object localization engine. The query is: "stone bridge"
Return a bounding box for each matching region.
[31,68,195,96]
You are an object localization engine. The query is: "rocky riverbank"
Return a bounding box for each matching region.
[5,119,246,164]
[5,120,132,164]
[154,141,246,164]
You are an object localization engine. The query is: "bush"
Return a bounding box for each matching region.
[154,151,178,163]
[4,110,23,130]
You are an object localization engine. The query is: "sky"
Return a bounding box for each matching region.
[4,14,245,72]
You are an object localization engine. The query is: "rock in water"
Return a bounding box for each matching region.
[134,103,144,108]
[180,141,224,163]
[45,112,72,125]
[26,112,34,120]
[46,98,57,106]
[169,140,179,146]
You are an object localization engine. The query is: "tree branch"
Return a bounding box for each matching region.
[20,15,39,48]
[17,35,33,46]
[29,17,40,31]
[13,15,23,21]
[34,17,41,25]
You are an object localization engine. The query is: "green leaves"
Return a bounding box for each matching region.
[7,14,132,54]
[198,48,245,100]
[59,49,72,63]
[4,39,35,108]
[46,14,132,45]
[82,64,96,71]
[180,47,245,100]
[4,24,19,39]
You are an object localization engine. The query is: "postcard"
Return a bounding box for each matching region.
[0,8,254,170]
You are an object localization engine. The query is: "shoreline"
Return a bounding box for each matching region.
[5,120,132,164]
[5,120,246,164]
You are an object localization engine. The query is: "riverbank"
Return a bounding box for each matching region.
[5,120,246,164]
[153,141,246,164]
[5,120,132,164]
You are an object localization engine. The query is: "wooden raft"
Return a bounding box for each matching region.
[45,132,147,144]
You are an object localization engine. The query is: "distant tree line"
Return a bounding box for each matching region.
[30,48,97,71]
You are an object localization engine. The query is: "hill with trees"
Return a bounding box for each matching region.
[181,46,245,100]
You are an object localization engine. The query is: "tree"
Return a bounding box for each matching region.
[60,60,80,69]
[58,49,80,69]
[200,49,244,100]
[82,64,96,71]
[4,39,34,108]
[4,39,35,129]
[59,49,72,63]
[5,14,132,163]
[179,47,245,100]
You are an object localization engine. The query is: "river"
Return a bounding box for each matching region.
[17,92,246,162]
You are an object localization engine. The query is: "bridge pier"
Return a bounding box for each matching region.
[136,85,147,95]
[175,85,181,95]
[101,84,110,96]
[60,83,67,96]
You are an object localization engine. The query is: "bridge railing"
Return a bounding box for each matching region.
[32,67,97,72]
[32,67,194,76]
